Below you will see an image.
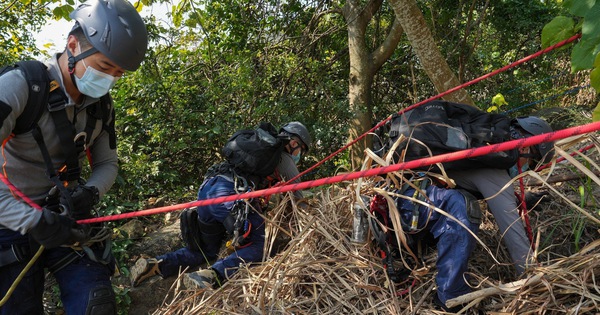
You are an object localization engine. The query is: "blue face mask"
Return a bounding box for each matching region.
[508,163,529,178]
[75,66,118,98]
[74,44,118,98]
[292,153,301,165]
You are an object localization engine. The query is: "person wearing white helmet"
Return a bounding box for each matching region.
[447,116,555,276]
[0,0,147,313]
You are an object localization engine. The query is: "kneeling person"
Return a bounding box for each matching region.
[130,122,312,289]
[374,180,481,311]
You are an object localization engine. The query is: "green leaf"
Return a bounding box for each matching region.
[491,93,508,107]
[593,102,600,122]
[591,67,600,91]
[571,39,599,71]
[133,1,144,12]
[568,0,596,17]
[595,53,600,68]
[581,4,600,41]
[52,5,74,20]
[486,106,498,113]
[172,5,182,27]
[541,16,576,48]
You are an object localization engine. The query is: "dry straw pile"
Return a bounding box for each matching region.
[156,134,600,315]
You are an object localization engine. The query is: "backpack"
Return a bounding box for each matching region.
[387,100,518,170]
[0,61,48,134]
[222,122,288,178]
[0,60,116,183]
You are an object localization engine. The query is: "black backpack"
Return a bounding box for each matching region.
[0,61,49,134]
[222,122,288,178]
[0,60,116,183]
[387,100,518,170]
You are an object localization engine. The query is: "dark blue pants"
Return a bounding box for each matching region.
[158,176,265,279]
[0,230,115,315]
[398,186,479,304]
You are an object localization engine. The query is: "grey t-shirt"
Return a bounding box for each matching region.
[276,152,304,200]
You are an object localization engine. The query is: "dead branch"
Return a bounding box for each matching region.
[526,170,600,186]
[446,273,544,308]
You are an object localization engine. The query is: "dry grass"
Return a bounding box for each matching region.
[153,134,600,315]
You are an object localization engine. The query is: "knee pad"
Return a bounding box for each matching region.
[85,284,116,315]
[457,189,482,225]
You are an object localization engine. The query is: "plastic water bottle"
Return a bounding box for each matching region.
[351,198,369,244]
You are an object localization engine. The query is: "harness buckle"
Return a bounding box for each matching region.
[74,131,87,151]
[56,165,81,182]
[233,174,250,193]
[47,90,67,112]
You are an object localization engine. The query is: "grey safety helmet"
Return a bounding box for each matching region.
[280,121,312,153]
[69,0,148,71]
[513,116,555,164]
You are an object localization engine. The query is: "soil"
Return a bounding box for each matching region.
[117,217,184,315]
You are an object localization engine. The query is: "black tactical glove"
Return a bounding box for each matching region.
[30,208,91,249]
[61,185,99,220]
[525,190,551,209]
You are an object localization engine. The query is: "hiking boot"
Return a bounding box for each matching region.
[183,269,218,290]
[130,257,162,287]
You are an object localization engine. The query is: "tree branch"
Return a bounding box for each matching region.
[371,18,404,72]
[446,273,544,308]
[1,0,19,15]
[526,170,600,186]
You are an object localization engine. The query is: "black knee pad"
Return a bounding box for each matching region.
[85,284,116,315]
[457,189,482,225]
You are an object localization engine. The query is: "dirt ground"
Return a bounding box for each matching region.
[118,217,184,315]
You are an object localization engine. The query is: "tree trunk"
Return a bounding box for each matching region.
[343,0,404,169]
[389,0,475,105]
[342,0,474,169]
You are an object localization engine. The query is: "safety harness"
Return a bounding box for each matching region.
[0,244,31,269]
[368,175,433,283]
[224,175,255,251]
[180,163,263,256]
[0,60,115,270]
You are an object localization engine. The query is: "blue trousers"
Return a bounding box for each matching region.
[158,176,265,280]
[0,230,115,315]
[398,186,479,304]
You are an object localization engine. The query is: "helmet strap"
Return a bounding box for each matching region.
[66,46,98,89]
[67,46,98,72]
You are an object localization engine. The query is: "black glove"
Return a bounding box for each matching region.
[525,191,551,209]
[61,185,99,220]
[30,208,91,249]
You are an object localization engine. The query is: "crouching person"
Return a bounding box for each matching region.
[130,122,311,289]
[374,180,481,312]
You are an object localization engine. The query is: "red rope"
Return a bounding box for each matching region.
[282,33,582,186]
[0,33,585,224]
[78,120,600,224]
[516,159,534,248]
[0,170,42,211]
[536,143,596,171]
